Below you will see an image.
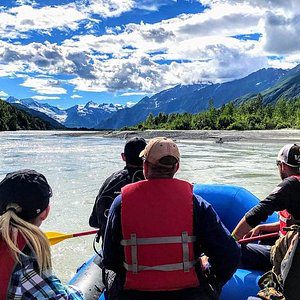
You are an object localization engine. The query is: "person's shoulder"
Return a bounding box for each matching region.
[288,174,300,182]
[282,175,300,187]
[102,169,129,187]
[109,194,122,213]
[193,194,211,210]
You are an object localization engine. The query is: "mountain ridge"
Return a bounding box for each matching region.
[97,67,288,129]
[4,64,300,130]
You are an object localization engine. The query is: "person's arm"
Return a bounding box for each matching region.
[231,216,252,240]
[89,171,127,231]
[102,195,124,273]
[242,221,280,239]
[10,262,84,299]
[233,179,293,240]
[89,175,114,228]
[195,196,240,286]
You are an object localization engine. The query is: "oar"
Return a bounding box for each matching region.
[45,229,98,246]
[238,232,279,244]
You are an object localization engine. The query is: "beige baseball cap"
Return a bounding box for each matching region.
[139,137,180,166]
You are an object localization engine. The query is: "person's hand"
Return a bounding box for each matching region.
[243,225,263,239]
[200,255,210,272]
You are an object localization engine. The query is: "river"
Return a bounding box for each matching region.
[0,130,300,282]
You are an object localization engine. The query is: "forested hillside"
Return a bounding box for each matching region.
[126,97,300,131]
[0,99,53,130]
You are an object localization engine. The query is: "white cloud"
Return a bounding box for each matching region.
[121,92,148,96]
[126,101,137,107]
[261,11,300,55]
[20,78,67,94]
[200,0,300,55]
[71,94,82,98]
[31,95,60,100]
[1,0,300,96]
[0,1,137,39]
[0,90,8,97]
[16,0,37,6]
[84,0,134,18]
[0,4,86,39]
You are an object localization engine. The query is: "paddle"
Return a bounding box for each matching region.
[238,232,279,244]
[46,229,98,246]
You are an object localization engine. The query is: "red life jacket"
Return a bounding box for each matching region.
[279,174,300,237]
[121,178,199,291]
[0,234,26,299]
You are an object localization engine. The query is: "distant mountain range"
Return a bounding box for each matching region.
[0,99,55,130]
[5,97,124,129]
[4,64,300,129]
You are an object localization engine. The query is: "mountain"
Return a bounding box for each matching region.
[98,68,288,129]
[5,97,124,129]
[235,64,300,105]
[0,99,55,130]
[64,101,123,128]
[6,96,67,124]
[12,103,65,129]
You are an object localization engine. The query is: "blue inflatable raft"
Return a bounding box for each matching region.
[70,184,278,300]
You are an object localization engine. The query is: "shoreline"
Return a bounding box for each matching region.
[54,129,300,143]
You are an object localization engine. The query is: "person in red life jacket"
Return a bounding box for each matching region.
[89,137,146,238]
[102,137,240,300]
[0,169,84,300]
[232,144,300,271]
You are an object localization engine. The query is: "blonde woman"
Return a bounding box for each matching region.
[0,169,84,299]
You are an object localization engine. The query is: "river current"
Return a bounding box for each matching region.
[0,130,299,282]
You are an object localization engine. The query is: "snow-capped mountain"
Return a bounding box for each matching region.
[64,101,124,128]
[5,97,124,129]
[6,97,67,124]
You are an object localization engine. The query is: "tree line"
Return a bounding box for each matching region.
[124,96,300,131]
[0,100,52,131]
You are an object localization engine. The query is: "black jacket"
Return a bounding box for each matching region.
[89,166,144,236]
[245,175,300,227]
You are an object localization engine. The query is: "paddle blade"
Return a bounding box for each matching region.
[45,231,73,246]
[45,229,98,246]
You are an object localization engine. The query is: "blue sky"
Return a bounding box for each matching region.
[0,0,299,109]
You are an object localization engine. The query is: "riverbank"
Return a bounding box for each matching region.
[55,129,300,143]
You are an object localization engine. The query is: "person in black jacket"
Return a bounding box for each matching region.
[89,137,146,238]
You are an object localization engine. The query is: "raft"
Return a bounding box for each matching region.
[70,184,278,300]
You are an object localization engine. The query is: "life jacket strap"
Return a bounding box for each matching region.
[122,231,197,273]
[123,260,197,272]
[121,234,196,246]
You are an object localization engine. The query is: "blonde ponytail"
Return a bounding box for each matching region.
[0,203,51,272]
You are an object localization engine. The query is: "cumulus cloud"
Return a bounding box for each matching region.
[0,4,86,38]
[200,0,300,10]
[121,92,148,96]
[20,78,67,94]
[200,0,300,55]
[16,0,37,5]
[0,0,138,39]
[80,0,134,18]
[0,90,8,97]
[31,95,60,100]
[1,0,300,97]
[261,12,300,54]
[71,94,82,98]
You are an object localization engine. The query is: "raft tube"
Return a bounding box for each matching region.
[70,184,278,300]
